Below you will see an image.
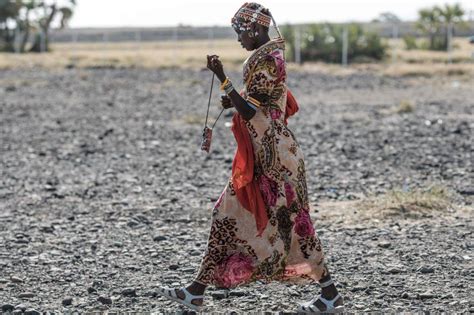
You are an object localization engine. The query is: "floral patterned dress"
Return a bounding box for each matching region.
[195,38,328,288]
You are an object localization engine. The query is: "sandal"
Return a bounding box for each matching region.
[157,286,204,312]
[297,278,344,314]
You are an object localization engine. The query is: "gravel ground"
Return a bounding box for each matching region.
[0,68,473,314]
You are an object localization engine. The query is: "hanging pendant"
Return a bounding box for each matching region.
[201,126,213,153]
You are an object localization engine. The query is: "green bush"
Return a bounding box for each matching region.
[281,24,295,62]
[403,35,418,50]
[282,23,387,63]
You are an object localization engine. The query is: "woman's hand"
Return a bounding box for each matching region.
[207,55,226,82]
[220,95,233,109]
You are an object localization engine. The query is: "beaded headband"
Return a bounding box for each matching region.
[231,2,271,32]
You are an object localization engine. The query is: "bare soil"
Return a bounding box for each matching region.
[0,68,473,313]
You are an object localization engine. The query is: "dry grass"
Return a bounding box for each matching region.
[357,185,456,219]
[315,185,470,225]
[0,38,473,77]
[395,100,416,114]
[0,40,248,70]
[388,38,474,64]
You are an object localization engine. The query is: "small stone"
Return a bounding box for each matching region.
[388,267,403,274]
[210,290,229,299]
[169,264,179,270]
[2,304,15,312]
[62,297,73,306]
[417,266,435,274]
[18,292,35,298]
[229,290,247,297]
[419,291,436,299]
[351,285,367,292]
[87,287,97,294]
[10,276,24,283]
[377,241,391,249]
[401,292,410,299]
[121,288,137,297]
[442,293,454,299]
[153,235,167,242]
[14,304,27,311]
[24,309,41,315]
[98,295,112,305]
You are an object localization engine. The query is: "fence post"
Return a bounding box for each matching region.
[40,30,46,53]
[14,22,21,53]
[342,25,348,66]
[447,22,453,64]
[208,27,214,49]
[135,29,141,42]
[72,31,78,43]
[172,26,180,62]
[294,26,301,64]
[391,24,398,64]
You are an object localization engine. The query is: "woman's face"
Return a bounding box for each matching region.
[234,20,254,51]
[237,30,254,51]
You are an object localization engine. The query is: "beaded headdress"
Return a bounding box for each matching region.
[231,2,283,38]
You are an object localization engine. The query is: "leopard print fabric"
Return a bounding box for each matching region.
[195,39,329,288]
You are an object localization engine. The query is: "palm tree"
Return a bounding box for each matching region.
[416,8,442,50]
[436,4,465,50]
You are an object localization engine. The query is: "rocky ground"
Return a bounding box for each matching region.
[0,67,473,314]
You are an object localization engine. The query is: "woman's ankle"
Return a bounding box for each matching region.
[321,284,338,299]
[188,280,207,294]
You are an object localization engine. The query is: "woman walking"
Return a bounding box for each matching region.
[159,2,344,313]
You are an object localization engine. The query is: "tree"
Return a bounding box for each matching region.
[0,0,22,51]
[30,0,76,52]
[378,12,401,23]
[416,8,442,50]
[416,4,465,50]
[0,0,75,52]
[436,4,465,50]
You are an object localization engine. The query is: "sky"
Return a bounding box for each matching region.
[69,0,474,28]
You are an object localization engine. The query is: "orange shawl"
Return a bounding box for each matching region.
[231,89,299,236]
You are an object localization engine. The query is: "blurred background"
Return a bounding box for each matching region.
[0,0,473,74]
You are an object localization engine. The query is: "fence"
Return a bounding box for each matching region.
[36,21,474,65]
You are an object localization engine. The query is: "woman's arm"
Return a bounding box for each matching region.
[207,55,257,121]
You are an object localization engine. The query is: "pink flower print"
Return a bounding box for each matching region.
[214,253,254,288]
[258,175,279,207]
[270,109,282,121]
[269,50,286,83]
[294,210,315,237]
[284,182,296,207]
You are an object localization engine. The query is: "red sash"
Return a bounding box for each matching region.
[231,88,299,236]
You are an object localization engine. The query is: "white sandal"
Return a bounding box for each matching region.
[297,278,345,314]
[157,286,204,312]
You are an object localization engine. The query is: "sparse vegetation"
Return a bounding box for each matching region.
[358,185,456,219]
[415,3,466,51]
[396,100,415,113]
[403,35,418,50]
[0,0,76,53]
[0,38,473,78]
[282,23,387,63]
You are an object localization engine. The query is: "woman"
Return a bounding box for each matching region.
[159,2,344,313]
